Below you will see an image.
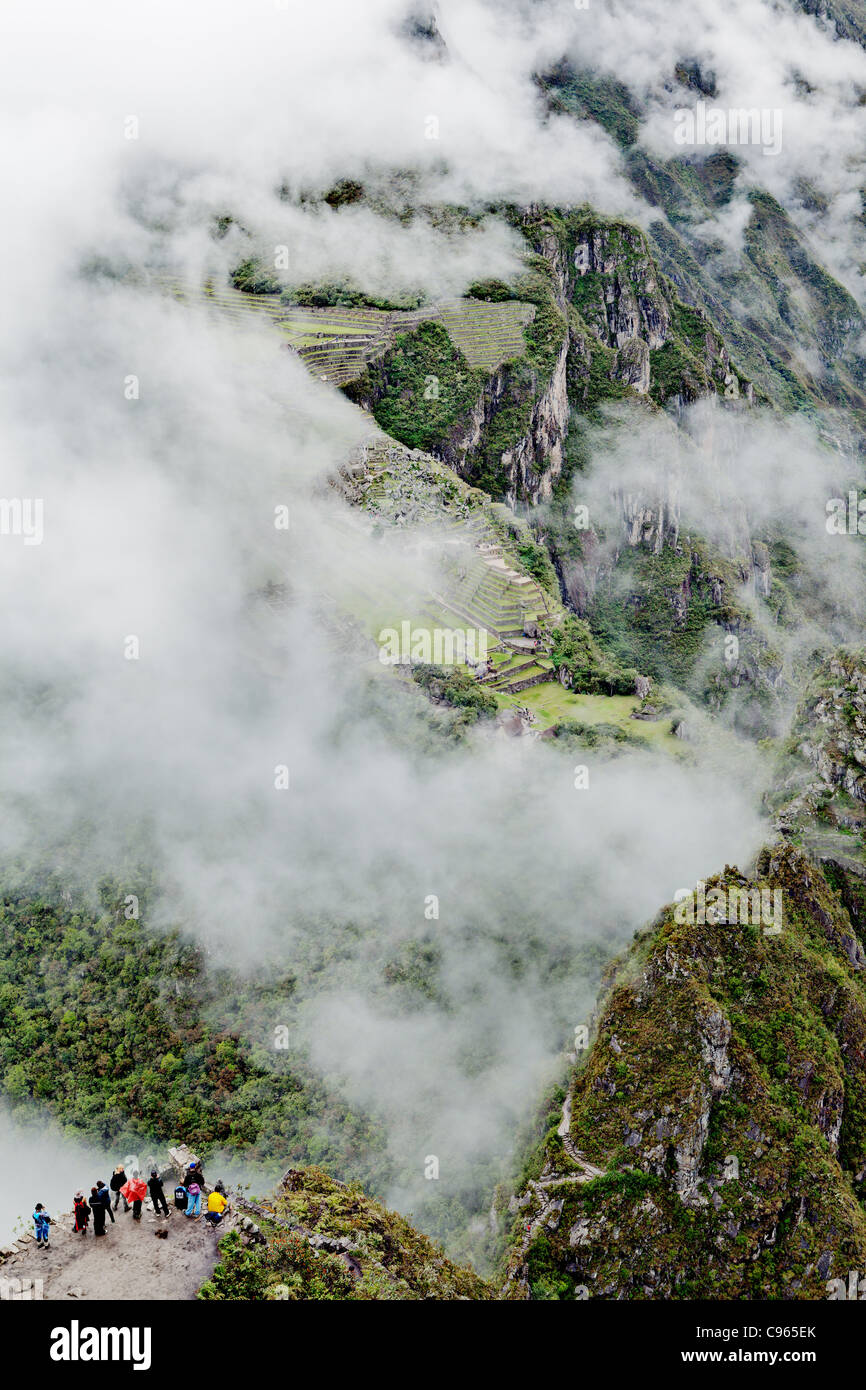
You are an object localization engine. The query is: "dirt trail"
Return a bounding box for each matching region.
[1,1199,233,1300]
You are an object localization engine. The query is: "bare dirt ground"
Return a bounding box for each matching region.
[1,1199,233,1300]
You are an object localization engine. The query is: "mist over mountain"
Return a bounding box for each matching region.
[2,0,866,1311]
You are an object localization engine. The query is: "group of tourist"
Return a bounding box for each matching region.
[32,1156,229,1249]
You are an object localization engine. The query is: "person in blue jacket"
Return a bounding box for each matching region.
[93,1180,115,1224]
[33,1203,51,1250]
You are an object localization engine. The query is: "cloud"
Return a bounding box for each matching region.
[1,0,849,1250]
[0,219,767,1243]
[0,1105,147,1243]
[566,397,866,737]
[558,0,866,300]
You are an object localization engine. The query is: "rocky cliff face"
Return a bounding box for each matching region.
[501,210,752,503]
[789,652,866,808]
[573,224,671,351]
[352,208,754,508]
[537,64,866,423]
[555,517,783,727]
[439,334,570,507]
[424,220,577,504]
[568,218,751,409]
[771,651,866,871]
[504,841,866,1300]
[539,212,781,718]
[501,335,570,507]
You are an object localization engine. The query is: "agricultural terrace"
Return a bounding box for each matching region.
[154,278,534,384]
[157,277,672,740]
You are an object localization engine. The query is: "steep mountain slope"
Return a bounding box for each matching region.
[16,164,862,1289]
[186,652,866,1301]
[536,64,866,426]
[223,198,753,507]
[198,1166,492,1300]
[8,0,866,1319]
[235,190,837,736]
[795,0,866,50]
[220,195,790,735]
[502,653,866,1300]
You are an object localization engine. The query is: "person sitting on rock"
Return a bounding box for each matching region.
[33,1203,51,1250]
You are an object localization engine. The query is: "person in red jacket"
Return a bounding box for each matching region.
[73,1192,90,1235]
[120,1175,147,1221]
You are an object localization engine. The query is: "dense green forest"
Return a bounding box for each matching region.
[0,882,385,1180]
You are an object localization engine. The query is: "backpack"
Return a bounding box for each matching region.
[188,1183,200,1196]
[174,1185,188,1208]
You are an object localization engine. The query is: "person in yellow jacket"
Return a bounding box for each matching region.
[204,1187,228,1227]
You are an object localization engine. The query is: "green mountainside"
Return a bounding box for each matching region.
[503,652,866,1299]
[537,64,866,423]
[8,3,866,1305]
[199,1166,493,1301]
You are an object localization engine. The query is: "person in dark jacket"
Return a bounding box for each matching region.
[187,1158,205,1188]
[90,1186,106,1237]
[73,1192,90,1235]
[110,1166,130,1212]
[173,1181,188,1212]
[148,1169,169,1217]
[92,1181,114,1225]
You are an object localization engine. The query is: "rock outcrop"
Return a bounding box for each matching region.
[198,1165,493,1301]
[346,208,754,508]
[502,655,866,1299]
[503,846,866,1299]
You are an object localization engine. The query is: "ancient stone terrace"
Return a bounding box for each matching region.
[155,278,535,384]
[155,274,560,697]
[335,435,561,693]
